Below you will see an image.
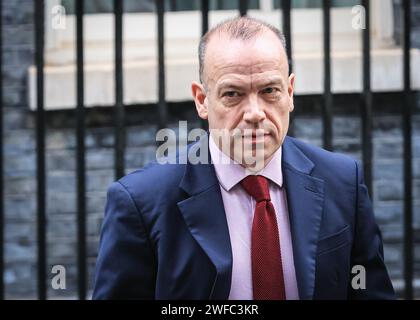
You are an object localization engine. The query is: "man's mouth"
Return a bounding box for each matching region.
[242,132,271,143]
[243,133,271,137]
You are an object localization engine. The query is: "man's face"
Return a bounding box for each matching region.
[192,30,295,168]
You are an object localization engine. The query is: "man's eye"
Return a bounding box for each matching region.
[222,91,240,98]
[261,87,277,94]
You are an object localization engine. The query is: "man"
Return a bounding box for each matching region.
[92,16,395,300]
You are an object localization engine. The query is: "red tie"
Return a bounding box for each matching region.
[240,175,286,300]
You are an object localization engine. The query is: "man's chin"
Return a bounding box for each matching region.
[234,150,272,172]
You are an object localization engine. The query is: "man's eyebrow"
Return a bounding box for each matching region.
[217,81,247,91]
[256,77,284,88]
[216,76,285,92]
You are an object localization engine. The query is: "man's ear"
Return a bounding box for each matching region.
[288,73,295,112]
[191,81,208,120]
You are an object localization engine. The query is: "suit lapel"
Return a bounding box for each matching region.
[282,137,325,300]
[177,139,232,300]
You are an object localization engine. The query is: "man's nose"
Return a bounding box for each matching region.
[243,97,266,123]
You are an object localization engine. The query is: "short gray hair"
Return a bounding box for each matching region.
[198,16,288,84]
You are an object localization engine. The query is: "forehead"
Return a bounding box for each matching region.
[204,30,288,85]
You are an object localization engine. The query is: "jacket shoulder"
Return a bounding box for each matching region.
[110,161,187,208]
[286,136,359,187]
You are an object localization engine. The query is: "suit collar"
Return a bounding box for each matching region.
[282,136,315,175]
[179,136,218,196]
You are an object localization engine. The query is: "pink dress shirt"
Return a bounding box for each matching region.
[209,135,300,300]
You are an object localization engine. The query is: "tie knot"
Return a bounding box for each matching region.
[240,175,271,202]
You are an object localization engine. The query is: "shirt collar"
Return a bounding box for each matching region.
[209,134,283,192]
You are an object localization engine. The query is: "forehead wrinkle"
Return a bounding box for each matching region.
[213,62,282,81]
[215,71,286,93]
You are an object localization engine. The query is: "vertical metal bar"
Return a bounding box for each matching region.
[217,0,223,10]
[114,0,125,179]
[169,0,177,11]
[200,0,209,131]
[282,0,294,137]
[239,0,248,16]
[157,0,167,129]
[34,0,47,300]
[201,0,209,35]
[322,0,332,151]
[0,0,4,300]
[402,0,413,300]
[75,0,86,300]
[282,0,292,73]
[361,0,373,196]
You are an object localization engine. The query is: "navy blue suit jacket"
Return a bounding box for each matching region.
[92,136,395,299]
